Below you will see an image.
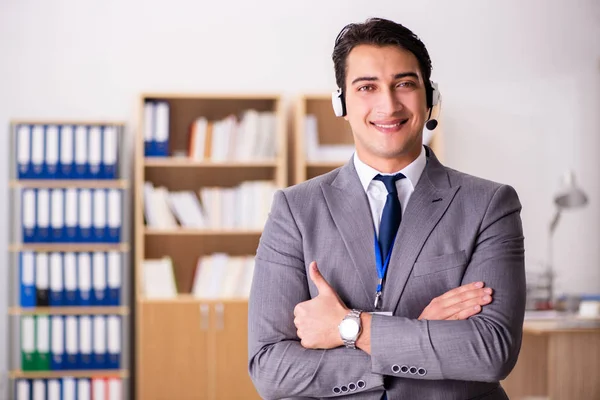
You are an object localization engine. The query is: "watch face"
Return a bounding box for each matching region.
[339,319,359,339]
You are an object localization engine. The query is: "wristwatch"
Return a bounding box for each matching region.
[338,309,363,349]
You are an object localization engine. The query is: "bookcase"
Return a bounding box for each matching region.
[135,94,285,400]
[8,121,130,399]
[294,94,444,184]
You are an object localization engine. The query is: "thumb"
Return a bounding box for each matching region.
[309,261,333,295]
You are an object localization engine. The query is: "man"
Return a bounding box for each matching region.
[249,18,525,400]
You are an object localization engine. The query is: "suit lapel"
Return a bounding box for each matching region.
[382,147,461,312]
[321,161,375,303]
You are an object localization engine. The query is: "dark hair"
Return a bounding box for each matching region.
[332,18,434,107]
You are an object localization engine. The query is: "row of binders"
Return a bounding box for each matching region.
[21,315,121,371]
[143,254,255,299]
[22,188,122,243]
[16,378,122,400]
[144,180,276,229]
[16,124,120,180]
[20,252,122,308]
[142,101,169,156]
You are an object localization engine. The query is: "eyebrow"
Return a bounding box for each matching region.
[351,72,419,85]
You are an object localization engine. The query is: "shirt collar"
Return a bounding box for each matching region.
[353,146,427,193]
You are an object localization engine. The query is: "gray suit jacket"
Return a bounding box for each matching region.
[248,147,525,400]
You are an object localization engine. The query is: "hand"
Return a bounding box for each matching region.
[294,261,348,349]
[418,281,493,321]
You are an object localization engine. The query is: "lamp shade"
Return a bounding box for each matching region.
[554,171,588,209]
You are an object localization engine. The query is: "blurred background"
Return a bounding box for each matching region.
[1,0,599,399]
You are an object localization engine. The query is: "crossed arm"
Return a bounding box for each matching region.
[248,185,525,399]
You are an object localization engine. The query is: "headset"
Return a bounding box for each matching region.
[331,80,441,131]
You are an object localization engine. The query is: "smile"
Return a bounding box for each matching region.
[370,119,409,131]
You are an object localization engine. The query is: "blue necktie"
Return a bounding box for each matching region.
[373,173,405,261]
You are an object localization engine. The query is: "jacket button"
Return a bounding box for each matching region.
[348,382,357,391]
[357,380,366,389]
[332,386,341,394]
[391,364,401,373]
[400,365,409,373]
[409,366,418,375]
[418,367,427,376]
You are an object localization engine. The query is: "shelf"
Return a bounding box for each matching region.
[9,306,129,316]
[9,370,129,379]
[141,92,281,100]
[9,243,130,253]
[138,295,249,304]
[10,179,129,189]
[144,228,263,236]
[306,161,345,168]
[144,158,278,168]
[10,120,126,126]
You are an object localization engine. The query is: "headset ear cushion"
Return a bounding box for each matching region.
[430,81,440,108]
[331,89,346,117]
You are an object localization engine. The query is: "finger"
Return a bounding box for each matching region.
[448,304,482,321]
[444,296,491,320]
[308,261,334,295]
[438,281,485,300]
[438,287,493,309]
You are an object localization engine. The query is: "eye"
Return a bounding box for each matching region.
[357,85,375,92]
[396,81,416,89]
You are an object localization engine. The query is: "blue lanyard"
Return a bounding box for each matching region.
[373,233,395,309]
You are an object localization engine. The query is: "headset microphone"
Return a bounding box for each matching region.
[425,118,438,131]
[425,81,441,131]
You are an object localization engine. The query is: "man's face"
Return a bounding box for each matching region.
[343,44,428,171]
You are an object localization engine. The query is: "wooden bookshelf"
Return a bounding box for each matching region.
[135,94,283,400]
[294,94,444,184]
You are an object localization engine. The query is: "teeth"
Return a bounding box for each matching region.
[374,122,402,128]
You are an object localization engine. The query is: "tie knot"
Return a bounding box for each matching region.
[374,173,405,194]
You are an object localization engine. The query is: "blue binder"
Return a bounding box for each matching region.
[144,102,155,156]
[63,253,78,307]
[106,190,121,243]
[36,189,51,243]
[22,188,36,243]
[77,253,92,306]
[16,124,32,180]
[49,253,64,307]
[20,252,36,308]
[92,316,107,369]
[92,189,107,243]
[74,125,89,180]
[30,124,45,179]
[64,189,78,243]
[64,316,79,370]
[50,189,64,243]
[78,316,93,370]
[46,125,60,180]
[103,125,118,179]
[107,253,121,306]
[88,126,102,180]
[107,316,120,369]
[78,189,93,243]
[154,101,170,156]
[91,253,107,306]
[50,316,65,370]
[59,125,75,180]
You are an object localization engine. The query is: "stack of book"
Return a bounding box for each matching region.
[143,180,277,230]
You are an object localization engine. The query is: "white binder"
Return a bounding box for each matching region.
[79,315,93,368]
[107,315,121,367]
[93,315,107,369]
[15,379,30,400]
[36,188,50,240]
[63,252,77,305]
[22,188,36,241]
[64,188,78,240]
[47,379,61,400]
[78,253,92,304]
[50,189,64,240]
[79,188,93,240]
[45,125,59,177]
[89,126,102,177]
[65,316,78,369]
[93,189,107,241]
[92,252,107,305]
[74,125,88,175]
[31,125,45,176]
[17,125,31,177]
[103,125,118,177]
[107,189,121,241]
[32,379,45,400]
[92,378,106,400]
[60,125,74,177]
[108,378,122,400]
[50,315,64,369]
[77,379,91,400]
[62,377,77,400]
[35,252,49,303]
[49,252,63,305]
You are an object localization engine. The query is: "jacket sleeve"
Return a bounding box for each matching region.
[369,184,526,382]
[248,190,385,399]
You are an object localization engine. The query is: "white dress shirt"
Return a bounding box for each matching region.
[353,146,427,237]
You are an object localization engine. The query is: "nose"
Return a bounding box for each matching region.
[375,89,402,116]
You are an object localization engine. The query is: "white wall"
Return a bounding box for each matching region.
[1,0,599,394]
